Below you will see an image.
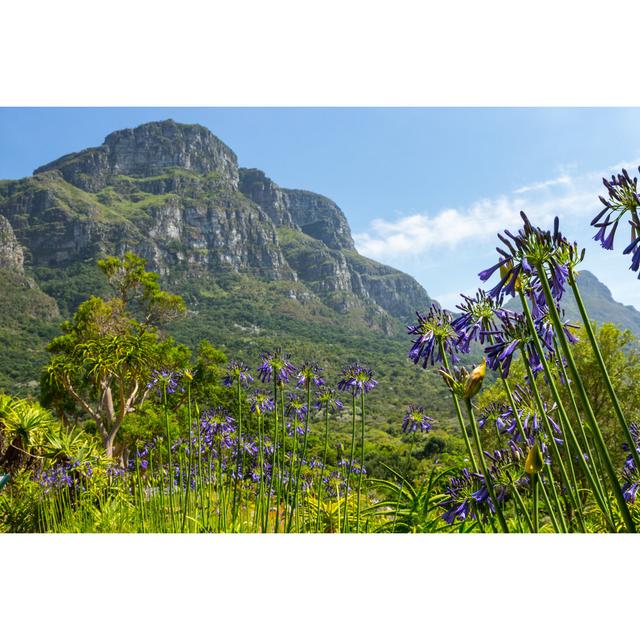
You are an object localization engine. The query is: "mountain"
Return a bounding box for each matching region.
[0,120,449,437]
[1,120,430,321]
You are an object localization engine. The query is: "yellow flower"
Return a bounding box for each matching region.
[525,443,544,475]
[463,360,486,399]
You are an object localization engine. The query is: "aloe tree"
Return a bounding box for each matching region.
[43,253,186,457]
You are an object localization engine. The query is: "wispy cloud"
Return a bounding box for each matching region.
[513,175,571,194]
[354,159,640,261]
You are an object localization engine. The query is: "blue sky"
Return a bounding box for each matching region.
[2,107,640,310]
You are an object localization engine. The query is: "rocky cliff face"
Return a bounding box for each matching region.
[34,120,240,191]
[0,120,432,324]
[0,214,24,272]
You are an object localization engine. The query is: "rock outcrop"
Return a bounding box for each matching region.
[0,119,432,322]
[0,214,24,272]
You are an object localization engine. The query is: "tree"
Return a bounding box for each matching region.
[43,253,188,457]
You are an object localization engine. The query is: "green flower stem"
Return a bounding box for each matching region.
[551,334,611,521]
[511,479,534,532]
[278,383,287,532]
[520,350,572,532]
[316,403,330,533]
[134,452,146,533]
[568,269,640,473]
[256,414,266,532]
[537,268,635,532]
[519,290,609,530]
[216,432,226,531]
[437,339,479,474]
[538,472,562,532]
[356,391,366,533]
[464,398,509,533]
[271,377,282,533]
[488,331,565,531]
[181,380,193,533]
[343,394,357,533]
[289,381,312,532]
[232,378,243,529]
[531,473,539,533]
[163,384,176,532]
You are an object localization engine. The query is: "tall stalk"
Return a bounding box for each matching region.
[438,339,479,473]
[316,402,330,533]
[519,288,613,529]
[568,268,640,472]
[537,268,635,532]
[181,380,193,533]
[163,384,176,532]
[232,377,244,529]
[343,394,357,533]
[464,398,509,533]
[356,391,366,533]
[289,381,312,532]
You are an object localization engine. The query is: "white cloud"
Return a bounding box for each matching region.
[354,159,640,261]
[513,175,571,194]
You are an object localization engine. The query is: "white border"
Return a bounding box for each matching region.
[3,2,640,637]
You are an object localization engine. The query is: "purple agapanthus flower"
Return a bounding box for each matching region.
[621,422,640,503]
[402,405,434,433]
[147,370,184,396]
[296,362,325,389]
[285,392,308,420]
[257,348,297,385]
[484,311,544,378]
[250,390,276,415]
[408,305,460,368]
[451,289,505,353]
[480,212,582,303]
[223,360,254,388]
[593,169,640,264]
[337,363,378,396]
[314,387,344,413]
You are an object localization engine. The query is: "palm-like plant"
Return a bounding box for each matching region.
[365,464,450,533]
[0,396,56,473]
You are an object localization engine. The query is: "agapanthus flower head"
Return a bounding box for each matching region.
[478,402,509,432]
[200,406,236,437]
[452,289,505,352]
[337,363,378,396]
[314,387,344,413]
[402,405,434,433]
[285,392,308,420]
[439,468,508,525]
[620,422,640,503]
[484,310,543,378]
[223,360,254,388]
[499,384,562,447]
[296,361,325,389]
[250,389,276,415]
[286,418,307,437]
[147,370,184,396]
[480,213,583,302]
[408,304,460,368]
[593,168,640,276]
[257,348,297,385]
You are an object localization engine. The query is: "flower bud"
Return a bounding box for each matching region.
[525,443,544,475]
[463,360,486,399]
